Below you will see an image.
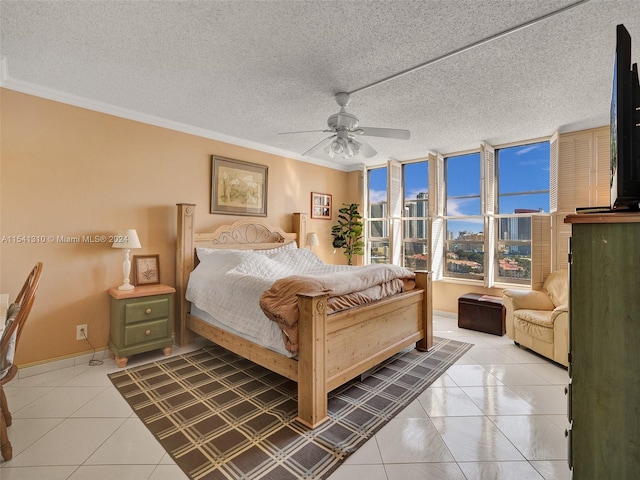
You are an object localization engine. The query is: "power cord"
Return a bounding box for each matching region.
[80,327,105,366]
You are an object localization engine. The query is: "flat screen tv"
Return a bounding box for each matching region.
[610,24,640,211]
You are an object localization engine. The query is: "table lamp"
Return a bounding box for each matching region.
[307,232,319,252]
[112,229,141,291]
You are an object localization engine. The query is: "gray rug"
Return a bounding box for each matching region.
[109,336,472,479]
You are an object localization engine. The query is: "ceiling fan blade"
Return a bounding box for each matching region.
[358,127,411,140]
[302,135,335,157]
[358,139,378,158]
[278,129,332,135]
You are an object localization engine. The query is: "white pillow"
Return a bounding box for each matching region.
[196,241,297,260]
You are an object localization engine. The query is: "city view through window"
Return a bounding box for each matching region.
[367,141,550,284]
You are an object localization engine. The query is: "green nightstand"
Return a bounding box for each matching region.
[108,284,175,368]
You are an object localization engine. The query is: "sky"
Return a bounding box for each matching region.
[368,141,550,236]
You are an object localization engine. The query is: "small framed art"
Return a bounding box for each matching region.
[133,254,160,286]
[311,192,332,219]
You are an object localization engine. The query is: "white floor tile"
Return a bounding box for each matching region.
[457,461,545,479]
[530,460,572,480]
[85,417,167,465]
[12,364,90,387]
[461,386,535,415]
[327,464,388,480]
[343,436,383,465]
[418,386,485,417]
[489,415,568,461]
[2,418,63,458]
[71,387,134,418]
[430,416,525,462]
[482,364,551,386]
[523,362,569,385]
[384,462,466,480]
[395,398,428,418]
[6,417,127,466]
[67,465,156,480]
[507,384,567,415]
[0,466,77,479]
[465,347,521,365]
[148,464,191,480]
[446,364,503,387]
[375,417,455,463]
[12,386,107,419]
[4,386,55,413]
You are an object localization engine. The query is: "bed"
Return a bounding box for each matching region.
[175,203,433,428]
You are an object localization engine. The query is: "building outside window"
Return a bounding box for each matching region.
[402,161,429,270]
[444,152,484,281]
[366,167,389,264]
[495,141,550,284]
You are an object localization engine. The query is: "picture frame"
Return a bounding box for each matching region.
[211,156,268,216]
[133,254,160,286]
[311,192,332,219]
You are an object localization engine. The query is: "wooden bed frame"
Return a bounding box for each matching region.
[175,203,433,428]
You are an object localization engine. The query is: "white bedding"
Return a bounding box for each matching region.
[185,245,354,357]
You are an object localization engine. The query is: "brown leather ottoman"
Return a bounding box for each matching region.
[458,293,505,336]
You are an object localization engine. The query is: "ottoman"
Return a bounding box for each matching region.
[458,293,505,336]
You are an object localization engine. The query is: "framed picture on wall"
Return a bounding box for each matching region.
[311,192,332,219]
[133,254,160,286]
[211,156,268,216]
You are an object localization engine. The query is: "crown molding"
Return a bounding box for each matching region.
[0,56,358,172]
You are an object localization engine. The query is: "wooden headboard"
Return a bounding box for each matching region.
[175,203,307,344]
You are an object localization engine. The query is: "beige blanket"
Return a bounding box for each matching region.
[259,264,416,355]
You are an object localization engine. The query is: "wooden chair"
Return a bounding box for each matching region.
[0,262,43,461]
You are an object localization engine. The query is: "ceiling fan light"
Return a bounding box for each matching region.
[330,138,345,154]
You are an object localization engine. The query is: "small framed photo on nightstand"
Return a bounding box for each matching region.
[133,254,160,286]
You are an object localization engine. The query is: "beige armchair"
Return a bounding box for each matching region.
[502,268,568,367]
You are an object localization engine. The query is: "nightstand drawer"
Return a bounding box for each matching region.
[124,318,170,345]
[124,298,170,324]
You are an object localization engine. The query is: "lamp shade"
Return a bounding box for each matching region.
[307,232,319,247]
[112,229,142,249]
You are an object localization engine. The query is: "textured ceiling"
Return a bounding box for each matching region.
[1,0,639,171]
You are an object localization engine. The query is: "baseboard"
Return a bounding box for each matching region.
[17,348,111,379]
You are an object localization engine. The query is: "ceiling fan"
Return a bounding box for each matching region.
[279,92,410,160]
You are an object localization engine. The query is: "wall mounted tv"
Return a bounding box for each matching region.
[610,23,640,211]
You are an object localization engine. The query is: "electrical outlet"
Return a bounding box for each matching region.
[76,324,88,340]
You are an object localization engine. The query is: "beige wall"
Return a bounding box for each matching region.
[0,89,358,366]
[2,88,595,366]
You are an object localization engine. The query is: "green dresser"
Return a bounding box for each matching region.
[566,213,640,478]
[109,284,175,368]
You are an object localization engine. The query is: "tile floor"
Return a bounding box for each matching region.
[0,313,571,480]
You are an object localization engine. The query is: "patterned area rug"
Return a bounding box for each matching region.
[109,337,472,479]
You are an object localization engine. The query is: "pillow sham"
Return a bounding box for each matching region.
[196,240,297,260]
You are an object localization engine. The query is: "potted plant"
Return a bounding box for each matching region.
[331,203,365,265]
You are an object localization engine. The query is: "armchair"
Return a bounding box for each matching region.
[502,268,568,367]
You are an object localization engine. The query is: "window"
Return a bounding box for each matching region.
[497,142,550,214]
[402,161,429,270]
[444,152,484,281]
[366,167,389,264]
[364,139,552,288]
[495,141,550,284]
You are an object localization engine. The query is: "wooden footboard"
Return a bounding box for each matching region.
[175,203,432,428]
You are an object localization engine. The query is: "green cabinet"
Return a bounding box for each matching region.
[109,284,175,368]
[566,214,640,478]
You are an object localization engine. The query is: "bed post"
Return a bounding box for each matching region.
[292,212,308,248]
[415,270,433,351]
[176,203,195,346]
[296,291,328,428]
